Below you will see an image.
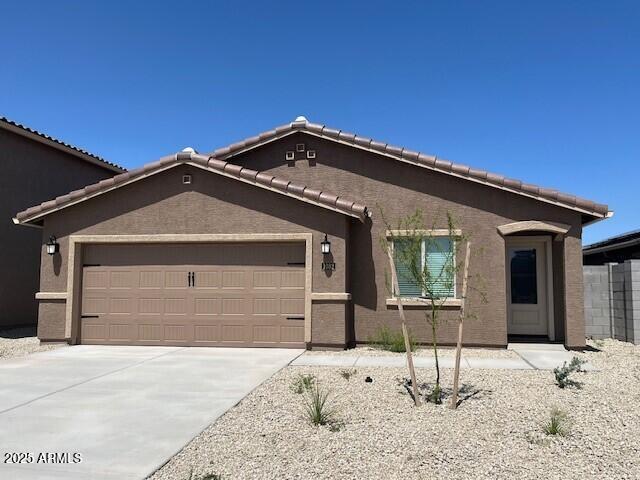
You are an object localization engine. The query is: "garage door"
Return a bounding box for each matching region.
[79,243,306,347]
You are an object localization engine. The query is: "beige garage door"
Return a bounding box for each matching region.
[79,243,306,347]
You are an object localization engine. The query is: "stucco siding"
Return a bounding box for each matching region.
[234,132,585,347]
[0,128,117,327]
[37,165,350,345]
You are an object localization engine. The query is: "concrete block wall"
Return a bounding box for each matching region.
[584,259,640,344]
[583,265,612,339]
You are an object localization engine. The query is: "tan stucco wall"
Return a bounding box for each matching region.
[37,165,350,346]
[234,132,586,348]
[33,133,590,349]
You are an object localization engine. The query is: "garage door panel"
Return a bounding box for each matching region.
[164,325,188,342]
[222,271,245,289]
[109,324,132,341]
[194,298,221,315]
[110,271,134,289]
[253,271,281,289]
[82,324,106,342]
[281,325,305,343]
[139,298,163,315]
[222,298,245,315]
[165,271,189,289]
[108,298,133,315]
[194,325,219,342]
[80,243,305,347]
[140,271,164,289]
[221,324,246,342]
[280,298,305,315]
[195,271,220,288]
[84,271,109,289]
[253,325,279,343]
[164,298,187,315]
[82,297,107,315]
[139,324,163,341]
[281,270,305,289]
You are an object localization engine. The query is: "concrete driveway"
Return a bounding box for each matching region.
[0,346,302,480]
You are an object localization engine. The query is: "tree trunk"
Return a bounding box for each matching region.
[450,242,472,409]
[386,248,421,406]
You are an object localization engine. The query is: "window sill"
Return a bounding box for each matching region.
[386,298,462,308]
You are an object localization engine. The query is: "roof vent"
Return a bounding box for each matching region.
[181,147,197,154]
[294,116,307,123]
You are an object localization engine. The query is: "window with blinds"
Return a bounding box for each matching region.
[393,236,455,298]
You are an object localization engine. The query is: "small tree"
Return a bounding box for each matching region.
[381,208,481,404]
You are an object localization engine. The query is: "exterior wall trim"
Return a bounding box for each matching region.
[35,292,67,300]
[64,233,314,343]
[385,229,463,237]
[497,220,570,240]
[311,292,351,301]
[386,298,462,308]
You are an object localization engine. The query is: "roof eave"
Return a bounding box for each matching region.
[212,120,609,219]
[14,152,368,225]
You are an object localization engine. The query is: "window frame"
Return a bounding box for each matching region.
[388,229,461,300]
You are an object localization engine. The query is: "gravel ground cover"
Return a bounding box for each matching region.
[151,339,640,480]
[0,327,64,359]
[305,345,519,358]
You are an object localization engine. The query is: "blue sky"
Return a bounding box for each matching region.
[1,1,638,244]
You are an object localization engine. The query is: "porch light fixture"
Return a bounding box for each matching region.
[320,234,331,255]
[46,236,59,255]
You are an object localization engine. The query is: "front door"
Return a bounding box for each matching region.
[506,239,549,336]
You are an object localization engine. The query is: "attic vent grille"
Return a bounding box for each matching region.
[182,175,192,184]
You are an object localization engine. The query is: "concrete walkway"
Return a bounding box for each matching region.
[292,344,594,371]
[0,346,302,480]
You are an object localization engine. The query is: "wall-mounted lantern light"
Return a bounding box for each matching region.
[320,234,331,255]
[46,236,59,255]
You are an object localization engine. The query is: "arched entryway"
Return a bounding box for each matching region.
[498,221,570,342]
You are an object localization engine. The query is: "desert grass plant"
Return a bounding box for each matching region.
[304,383,337,427]
[553,356,586,389]
[370,325,416,352]
[543,407,570,436]
[187,469,222,480]
[339,368,357,381]
[291,373,316,394]
[380,208,486,404]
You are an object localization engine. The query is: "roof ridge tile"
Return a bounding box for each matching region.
[205,119,608,218]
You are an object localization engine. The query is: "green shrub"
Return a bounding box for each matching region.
[339,368,357,381]
[187,469,222,480]
[304,383,336,427]
[370,325,416,352]
[543,407,569,436]
[553,356,586,389]
[291,374,316,394]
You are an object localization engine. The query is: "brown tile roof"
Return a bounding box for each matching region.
[1,116,125,173]
[210,117,609,219]
[13,151,369,224]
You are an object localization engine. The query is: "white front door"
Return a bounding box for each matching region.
[506,239,550,336]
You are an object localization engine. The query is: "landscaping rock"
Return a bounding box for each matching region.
[150,339,640,480]
[0,327,64,360]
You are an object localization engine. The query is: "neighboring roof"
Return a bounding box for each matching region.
[209,116,610,221]
[583,229,640,255]
[1,116,125,173]
[13,151,369,225]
